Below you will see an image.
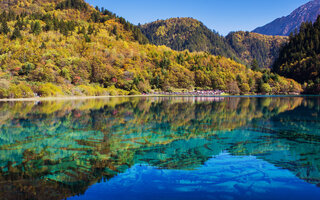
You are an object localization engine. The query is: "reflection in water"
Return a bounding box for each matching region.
[71,154,320,200]
[0,97,319,199]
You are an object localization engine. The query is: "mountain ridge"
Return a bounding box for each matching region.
[141,18,287,68]
[253,0,320,36]
[140,17,240,62]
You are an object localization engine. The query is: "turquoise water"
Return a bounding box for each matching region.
[0,96,320,199]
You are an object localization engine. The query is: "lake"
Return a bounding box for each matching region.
[0,96,320,200]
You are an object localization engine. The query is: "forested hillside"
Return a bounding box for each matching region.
[226,31,287,68]
[141,18,287,69]
[140,18,240,62]
[0,0,302,98]
[273,16,320,94]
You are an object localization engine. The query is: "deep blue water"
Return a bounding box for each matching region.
[70,154,320,200]
[0,96,319,200]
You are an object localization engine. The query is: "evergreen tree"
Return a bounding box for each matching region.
[91,12,100,23]
[78,26,86,34]
[251,59,260,71]
[11,27,22,40]
[112,25,118,36]
[273,16,320,93]
[8,9,16,21]
[60,26,69,37]
[15,18,24,30]
[56,0,88,11]
[1,21,10,35]
[87,25,94,35]
[84,34,91,43]
[44,21,54,31]
[31,21,41,35]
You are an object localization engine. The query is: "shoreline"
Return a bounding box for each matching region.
[0,95,133,102]
[0,94,229,102]
[0,94,311,102]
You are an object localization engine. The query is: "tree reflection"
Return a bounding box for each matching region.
[0,96,318,199]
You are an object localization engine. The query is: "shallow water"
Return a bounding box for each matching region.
[0,96,319,200]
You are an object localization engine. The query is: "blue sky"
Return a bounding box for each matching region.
[86,0,310,35]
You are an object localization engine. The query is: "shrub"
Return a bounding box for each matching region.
[19,63,35,75]
[106,85,129,96]
[78,85,95,96]
[37,83,64,97]
[240,83,250,94]
[260,83,272,94]
[0,79,10,89]
[94,85,109,96]
[227,81,240,95]
[7,84,34,98]
[129,90,141,95]
[137,81,150,93]
[0,88,8,98]
[19,84,34,97]
[61,67,71,81]
[78,85,109,96]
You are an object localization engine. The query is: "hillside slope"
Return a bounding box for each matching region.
[140,18,240,62]
[0,0,302,98]
[226,31,287,68]
[141,18,287,68]
[253,0,320,36]
[273,16,320,93]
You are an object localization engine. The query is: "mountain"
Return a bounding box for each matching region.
[140,18,240,62]
[226,31,287,68]
[273,16,320,93]
[253,0,320,36]
[0,0,302,98]
[141,18,287,68]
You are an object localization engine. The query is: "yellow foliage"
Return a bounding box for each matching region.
[37,83,64,97]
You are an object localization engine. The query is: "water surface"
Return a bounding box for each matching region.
[0,96,320,200]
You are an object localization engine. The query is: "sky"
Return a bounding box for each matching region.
[86,0,311,35]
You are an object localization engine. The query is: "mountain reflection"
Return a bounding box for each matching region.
[1,96,319,200]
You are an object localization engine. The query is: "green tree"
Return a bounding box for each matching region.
[251,59,259,71]
[11,27,22,40]
[273,15,320,91]
[78,26,86,34]
[31,21,41,35]
[84,34,91,43]
[87,25,94,35]
[1,21,10,35]
[15,19,24,30]
[112,25,118,36]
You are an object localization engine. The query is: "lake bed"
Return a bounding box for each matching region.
[0,96,319,200]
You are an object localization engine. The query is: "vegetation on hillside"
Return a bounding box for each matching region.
[141,18,288,69]
[0,1,302,98]
[140,18,240,62]
[226,31,287,68]
[273,16,320,94]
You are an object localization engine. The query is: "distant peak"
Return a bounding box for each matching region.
[253,0,320,36]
